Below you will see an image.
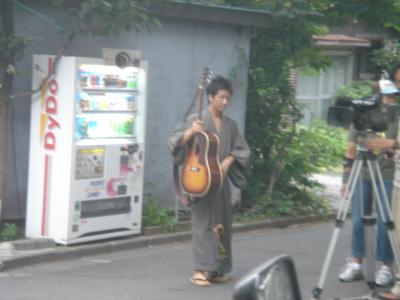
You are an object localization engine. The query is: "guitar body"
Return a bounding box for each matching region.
[181,131,223,198]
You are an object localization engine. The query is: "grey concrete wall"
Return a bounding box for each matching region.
[4,4,251,218]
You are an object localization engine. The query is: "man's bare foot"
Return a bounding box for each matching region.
[190,271,212,287]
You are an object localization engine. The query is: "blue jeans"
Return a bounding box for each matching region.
[351,179,393,263]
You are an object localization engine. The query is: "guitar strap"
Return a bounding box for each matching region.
[183,85,202,121]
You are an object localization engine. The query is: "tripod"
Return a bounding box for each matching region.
[312,146,400,300]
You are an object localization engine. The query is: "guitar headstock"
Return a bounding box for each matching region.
[198,68,214,90]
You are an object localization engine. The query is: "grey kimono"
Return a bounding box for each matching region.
[168,110,250,274]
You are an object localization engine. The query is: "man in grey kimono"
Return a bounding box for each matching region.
[168,76,250,287]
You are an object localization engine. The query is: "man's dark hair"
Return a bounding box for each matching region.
[206,75,233,96]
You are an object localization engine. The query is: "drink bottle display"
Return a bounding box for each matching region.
[76,115,135,139]
[76,65,138,140]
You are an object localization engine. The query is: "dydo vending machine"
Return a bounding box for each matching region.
[26,54,147,244]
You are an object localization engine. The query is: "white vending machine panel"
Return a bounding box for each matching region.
[26,56,147,245]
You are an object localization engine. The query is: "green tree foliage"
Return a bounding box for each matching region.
[50,0,159,39]
[0,34,28,75]
[187,0,400,216]
[0,0,158,87]
[371,40,400,73]
[337,80,374,100]
[241,17,333,214]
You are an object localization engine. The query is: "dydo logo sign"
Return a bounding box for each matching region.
[39,58,61,151]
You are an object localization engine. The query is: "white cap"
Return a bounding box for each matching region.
[379,79,399,94]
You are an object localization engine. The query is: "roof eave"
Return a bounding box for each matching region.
[315,40,371,47]
[148,1,276,28]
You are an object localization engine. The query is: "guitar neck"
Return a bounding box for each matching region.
[196,85,204,121]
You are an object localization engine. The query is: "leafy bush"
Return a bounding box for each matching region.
[238,186,330,220]
[337,80,374,100]
[0,223,18,241]
[142,197,177,228]
[292,120,346,172]
[242,120,345,217]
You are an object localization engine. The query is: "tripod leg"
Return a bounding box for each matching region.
[338,158,364,221]
[366,160,400,279]
[356,178,377,293]
[312,159,364,300]
[363,215,377,291]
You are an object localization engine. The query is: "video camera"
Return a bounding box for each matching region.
[327,93,398,132]
[328,78,399,131]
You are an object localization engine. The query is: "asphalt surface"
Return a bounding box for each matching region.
[0,221,386,300]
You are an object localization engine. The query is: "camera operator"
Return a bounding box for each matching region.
[360,67,400,300]
[338,81,399,288]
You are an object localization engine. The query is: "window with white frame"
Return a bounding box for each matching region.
[296,50,354,127]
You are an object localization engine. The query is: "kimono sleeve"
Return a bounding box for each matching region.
[230,122,250,168]
[228,121,251,189]
[168,115,195,165]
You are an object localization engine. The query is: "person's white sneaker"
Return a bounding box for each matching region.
[375,265,393,287]
[338,258,363,282]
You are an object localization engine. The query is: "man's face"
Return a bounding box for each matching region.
[208,89,231,113]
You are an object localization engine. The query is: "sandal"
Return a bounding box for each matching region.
[208,275,230,283]
[190,272,212,287]
[378,292,400,300]
[205,271,230,283]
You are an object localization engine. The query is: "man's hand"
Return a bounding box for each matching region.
[220,155,235,177]
[360,137,395,152]
[190,120,204,135]
[178,120,204,147]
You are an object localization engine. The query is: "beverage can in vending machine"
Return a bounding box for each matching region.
[76,117,89,139]
[79,72,89,88]
[126,95,135,111]
[126,74,137,89]
[87,118,98,138]
[90,74,100,88]
[124,116,134,135]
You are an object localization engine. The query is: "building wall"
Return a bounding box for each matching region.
[3,3,251,218]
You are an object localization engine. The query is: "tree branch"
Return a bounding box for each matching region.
[10,33,74,100]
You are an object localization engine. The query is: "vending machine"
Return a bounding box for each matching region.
[26,54,147,245]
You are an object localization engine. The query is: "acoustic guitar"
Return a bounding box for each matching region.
[180,69,223,198]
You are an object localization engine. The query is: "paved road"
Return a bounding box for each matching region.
[312,173,342,211]
[0,221,384,300]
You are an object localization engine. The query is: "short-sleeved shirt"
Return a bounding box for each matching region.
[348,120,398,181]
